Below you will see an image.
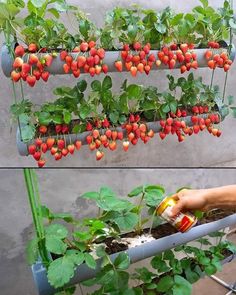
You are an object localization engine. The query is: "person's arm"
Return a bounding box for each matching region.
[169,185,236,217]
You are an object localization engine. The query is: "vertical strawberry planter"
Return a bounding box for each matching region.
[31,213,236,295]
[1,41,235,77]
[24,169,236,295]
[1,0,236,166]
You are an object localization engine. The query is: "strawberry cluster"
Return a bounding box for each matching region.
[27,124,82,167]
[159,105,221,142]
[11,44,55,87]
[205,42,232,72]
[85,114,154,160]
[60,41,108,77]
[115,42,155,76]
[157,43,198,74]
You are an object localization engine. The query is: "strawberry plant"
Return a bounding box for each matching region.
[10,73,233,166]
[25,170,236,295]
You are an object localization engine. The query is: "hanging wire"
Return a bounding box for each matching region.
[222,0,234,102]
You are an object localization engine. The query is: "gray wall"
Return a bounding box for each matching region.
[0,168,236,294]
[0,0,236,167]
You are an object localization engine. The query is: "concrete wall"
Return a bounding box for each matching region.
[0,168,236,294]
[0,0,236,167]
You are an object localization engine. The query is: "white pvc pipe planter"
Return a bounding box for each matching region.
[1,42,235,77]
[31,213,236,295]
[16,113,215,156]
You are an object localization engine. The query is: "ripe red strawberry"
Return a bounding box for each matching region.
[61,148,69,157]
[180,65,187,74]
[77,55,86,68]
[15,45,25,57]
[44,54,53,67]
[178,135,185,142]
[193,125,200,134]
[133,42,141,51]
[55,152,62,161]
[96,150,104,161]
[181,110,187,117]
[39,125,47,134]
[105,129,112,138]
[139,124,147,133]
[147,129,154,138]
[29,54,38,65]
[144,65,151,75]
[102,64,108,74]
[86,135,93,144]
[68,144,75,154]
[33,69,41,80]
[217,130,222,137]
[102,118,110,128]
[13,57,23,68]
[224,64,230,72]
[166,118,173,126]
[63,63,70,73]
[117,131,123,140]
[159,132,166,140]
[191,116,199,124]
[92,129,100,139]
[46,138,55,149]
[41,143,48,153]
[131,138,138,145]
[57,139,65,150]
[75,140,82,150]
[115,60,123,72]
[95,139,101,149]
[28,144,36,155]
[111,131,118,141]
[212,128,218,136]
[73,69,81,78]
[50,147,58,155]
[208,60,216,69]
[97,48,105,59]
[164,125,171,134]
[128,132,135,141]
[55,125,62,133]
[180,43,188,53]
[62,124,69,134]
[33,151,41,161]
[205,118,211,127]
[11,71,21,82]
[130,66,138,77]
[109,141,117,151]
[38,159,46,168]
[60,50,68,61]
[192,106,199,114]
[169,59,176,69]
[34,138,42,147]
[191,61,198,69]
[22,63,31,74]
[89,67,96,77]
[123,141,129,151]
[132,122,139,131]
[88,40,96,49]
[26,75,36,87]
[80,42,89,52]
[160,120,166,128]
[100,135,108,144]
[28,43,37,53]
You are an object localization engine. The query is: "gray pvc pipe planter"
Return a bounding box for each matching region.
[31,213,236,295]
[16,113,214,156]
[1,41,235,77]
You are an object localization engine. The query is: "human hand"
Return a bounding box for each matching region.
[169,189,208,217]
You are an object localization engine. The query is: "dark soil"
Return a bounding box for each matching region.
[103,209,235,255]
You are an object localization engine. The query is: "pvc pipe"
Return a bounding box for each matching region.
[31,213,236,295]
[17,113,215,156]
[1,42,235,77]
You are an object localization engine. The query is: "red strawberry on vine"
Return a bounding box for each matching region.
[96,150,104,161]
[15,45,25,57]
[115,60,123,72]
[26,75,36,87]
[38,159,46,168]
[11,71,21,82]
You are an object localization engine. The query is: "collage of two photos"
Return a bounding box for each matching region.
[0,0,236,295]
